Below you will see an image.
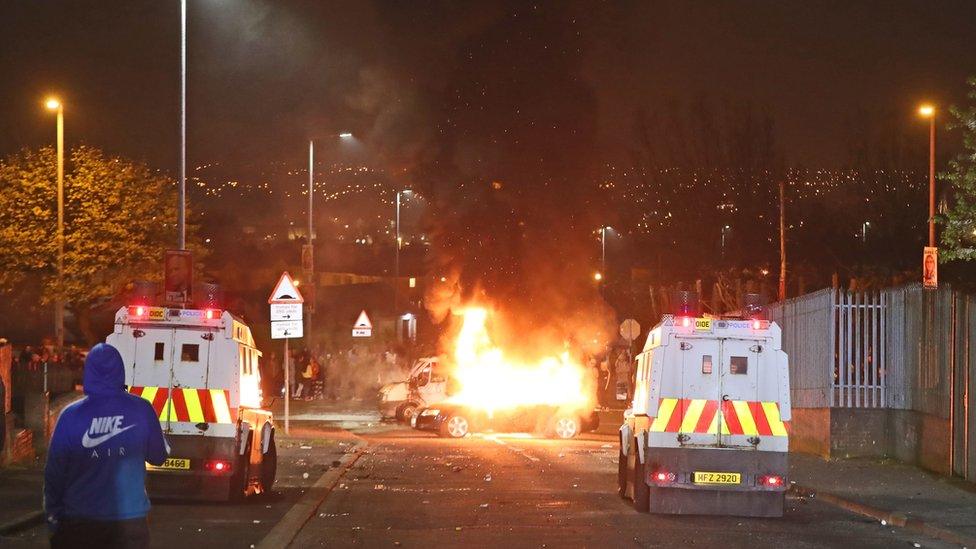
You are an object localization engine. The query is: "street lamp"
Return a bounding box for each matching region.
[862,221,870,244]
[918,103,936,247]
[395,189,413,313]
[721,225,731,256]
[45,97,65,351]
[306,132,353,344]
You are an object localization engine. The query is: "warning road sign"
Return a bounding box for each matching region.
[352,310,372,338]
[268,271,304,304]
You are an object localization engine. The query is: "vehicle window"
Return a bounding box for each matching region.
[702,355,713,374]
[154,342,165,361]
[730,356,748,375]
[181,344,199,362]
[415,367,430,387]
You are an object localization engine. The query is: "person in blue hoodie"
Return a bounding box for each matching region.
[44,343,168,548]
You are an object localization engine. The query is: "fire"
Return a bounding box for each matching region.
[240,369,262,409]
[446,307,593,413]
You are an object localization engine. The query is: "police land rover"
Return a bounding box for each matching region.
[106,305,276,500]
[619,303,791,517]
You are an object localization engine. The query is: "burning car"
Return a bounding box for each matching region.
[409,306,600,439]
[413,402,599,439]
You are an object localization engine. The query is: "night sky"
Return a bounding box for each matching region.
[3,1,976,174]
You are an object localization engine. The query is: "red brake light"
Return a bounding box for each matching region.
[136,306,145,316]
[205,459,232,473]
[651,470,676,483]
[681,317,691,328]
[761,475,783,487]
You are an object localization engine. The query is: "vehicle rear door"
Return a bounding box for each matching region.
[675,335,722,446]
[718,337,761,448]
[165,326,216,429]
[129,327,175,395]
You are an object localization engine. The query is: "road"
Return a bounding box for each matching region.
[4,426,357,549]
[292,426,951,548]
[3,418,953,548]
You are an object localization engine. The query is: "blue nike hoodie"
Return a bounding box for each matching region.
[44,343,169,526]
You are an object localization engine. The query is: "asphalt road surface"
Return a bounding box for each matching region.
[292,426,951,549]
[4,422,953,548]
[4,429,355,549]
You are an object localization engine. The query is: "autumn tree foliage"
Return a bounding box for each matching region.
[0,145,198,343]
[939,77,976,262]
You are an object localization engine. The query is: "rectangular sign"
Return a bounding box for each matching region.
[923,246,938,289]
[164,250,193,305]
[271,320,303,339]
[270,303,303,322]
[694,318,712,331]
[352,327,372,338]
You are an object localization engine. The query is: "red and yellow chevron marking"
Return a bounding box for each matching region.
[649,398,788,437]
[129,386,236,424]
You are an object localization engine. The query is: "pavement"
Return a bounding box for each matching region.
[5,398,976,548]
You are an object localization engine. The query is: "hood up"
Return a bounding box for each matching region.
[82,343,126,396]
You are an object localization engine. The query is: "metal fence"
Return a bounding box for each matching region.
[768,284,958,415]
[767,288,833,408]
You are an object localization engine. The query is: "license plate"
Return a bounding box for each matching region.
[693,471,740,484]
[149,458,190,470]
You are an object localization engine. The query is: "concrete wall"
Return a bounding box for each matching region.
[789,408,830,457]
[791,407,952,476]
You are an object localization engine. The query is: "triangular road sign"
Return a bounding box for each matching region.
[268,271,305,304]
[354,310,372,329]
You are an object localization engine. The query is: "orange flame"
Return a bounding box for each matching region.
[446,307,593,413]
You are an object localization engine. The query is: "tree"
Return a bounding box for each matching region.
[0,146,200,343]
[939,77,976,261]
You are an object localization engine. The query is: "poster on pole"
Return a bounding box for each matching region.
[164,250,193,305]
[923,247,938,289]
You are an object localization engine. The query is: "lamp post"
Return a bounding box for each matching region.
[178,0,186,250]
[394,189,412,313]
[305,133,352,343]
[918,104,936,247]
[45,98,64,351]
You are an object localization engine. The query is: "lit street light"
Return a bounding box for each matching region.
[306,132,353,343]
[45,97,65,352]
[721,225,732,256]
[918,103,936,247]
[593,272,603,282]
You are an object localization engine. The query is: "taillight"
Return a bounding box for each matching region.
[652,470,676,484]
[205,459,233,473]
[204,309,220,320]
[760,475,784,487]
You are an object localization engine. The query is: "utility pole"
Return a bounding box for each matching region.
[928,112,936,247]
[779,180,786,302]
[307,140,314,347]
[178,0,186,250]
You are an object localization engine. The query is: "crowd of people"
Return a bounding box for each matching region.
[259,344,411,403]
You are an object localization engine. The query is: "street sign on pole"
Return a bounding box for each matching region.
[270,303,303,322]
[271,320,303,339]
[353,310,373,338]
[268,271,304,304]
[620,319,641,342]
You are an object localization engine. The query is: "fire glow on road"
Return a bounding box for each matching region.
[446,307,593,414]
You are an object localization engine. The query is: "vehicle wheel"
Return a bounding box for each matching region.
[260,431,277,494]
[632,438,650,512]
[440,414,470,438]
[549,416,581,439]
[399,402,420,425]
[228,439,252,502]
[617,444,628,498]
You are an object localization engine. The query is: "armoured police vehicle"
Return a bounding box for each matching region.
[619,307,791,517]
[107,305,276,501]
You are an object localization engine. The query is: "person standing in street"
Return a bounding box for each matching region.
[44,343,169,548]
